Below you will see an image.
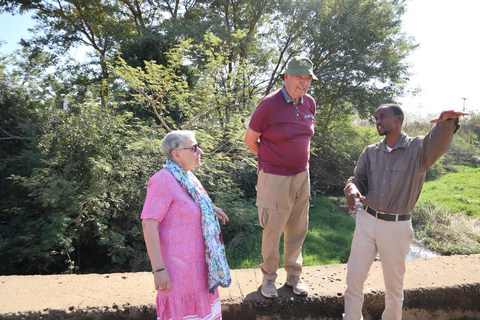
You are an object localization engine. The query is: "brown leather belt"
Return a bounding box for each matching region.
[365,206,411,222]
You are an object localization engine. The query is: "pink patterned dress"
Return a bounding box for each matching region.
[141,169,222,320]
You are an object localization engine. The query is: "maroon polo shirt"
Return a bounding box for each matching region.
[248,86,316,176]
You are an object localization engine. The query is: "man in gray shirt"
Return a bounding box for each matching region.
[343,104,467,320]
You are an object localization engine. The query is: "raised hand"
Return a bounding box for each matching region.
[430,110,468,123]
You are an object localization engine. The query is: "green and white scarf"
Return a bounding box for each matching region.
[164,159,231,293]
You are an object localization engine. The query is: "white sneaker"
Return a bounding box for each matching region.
[285,274,308,296]
[261,278,278,298]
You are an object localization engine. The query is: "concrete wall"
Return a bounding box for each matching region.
[1,255,479,320]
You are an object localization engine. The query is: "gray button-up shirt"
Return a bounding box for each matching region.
[345,119,459,214]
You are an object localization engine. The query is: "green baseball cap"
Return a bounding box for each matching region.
[280,56,318,81]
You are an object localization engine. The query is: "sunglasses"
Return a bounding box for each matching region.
[182,143,201,153]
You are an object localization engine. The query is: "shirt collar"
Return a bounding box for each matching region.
[377,133,408,152]
[280,86,303,105]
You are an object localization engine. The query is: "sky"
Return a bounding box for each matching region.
[1,0,479,117]
[399,0,480,117]
[0,11,36,52]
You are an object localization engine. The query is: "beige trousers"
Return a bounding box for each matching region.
[256,170,310,280]
[344,209,414,320]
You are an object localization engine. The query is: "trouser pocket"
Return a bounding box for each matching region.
[256,198,277,229]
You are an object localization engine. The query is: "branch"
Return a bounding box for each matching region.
[265,34,294,95]
[0,127,31,140]
[182,71,218,130]
[137,88,172,132]
[121,0,145,29]
[163,0,176,17]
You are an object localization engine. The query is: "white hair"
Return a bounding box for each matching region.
[161,130,196,160]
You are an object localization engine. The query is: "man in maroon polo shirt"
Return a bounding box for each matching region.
[244,56,317,298]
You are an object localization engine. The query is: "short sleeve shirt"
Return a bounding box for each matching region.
[248,87,316,176]
[140,169,209,295]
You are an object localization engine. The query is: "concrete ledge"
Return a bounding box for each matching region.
[1,255,479,320]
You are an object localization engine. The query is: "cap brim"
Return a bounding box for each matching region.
[280,71,318,81]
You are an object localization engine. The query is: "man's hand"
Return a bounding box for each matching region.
[430,110,468,123]
[344,185,366,214]
[244,127,261,156]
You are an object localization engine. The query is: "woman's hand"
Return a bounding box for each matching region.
[213,206,229,225]
[142,219,170,293]
[154,269,171,293]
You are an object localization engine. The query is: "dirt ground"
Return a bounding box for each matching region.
[1,254,479,319]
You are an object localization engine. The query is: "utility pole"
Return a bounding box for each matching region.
[417,103,423,118]
[461,98,468,112]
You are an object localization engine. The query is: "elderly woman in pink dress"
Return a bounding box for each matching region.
[141,130,231,320]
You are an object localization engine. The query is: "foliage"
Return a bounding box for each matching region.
[310,116,380,194]
[0,44,56,226]
[0,103,164,274]
[2,0,416,110]
[306,0,416,134]
[0,34,262,275]
[110,32,254,131]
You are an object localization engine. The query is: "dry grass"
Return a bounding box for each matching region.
[413,205,480,255]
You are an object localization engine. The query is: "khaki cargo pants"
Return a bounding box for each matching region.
[256,169,310,280]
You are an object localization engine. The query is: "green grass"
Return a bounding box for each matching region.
[303,197,355,265]
[225,223,264,269]
[417,165,480,217]
[225,196,355,269]
[412,165,480,255]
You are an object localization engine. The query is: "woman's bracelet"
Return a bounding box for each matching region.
[152,266,167,274]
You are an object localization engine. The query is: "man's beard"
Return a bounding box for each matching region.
[377,126,388,136]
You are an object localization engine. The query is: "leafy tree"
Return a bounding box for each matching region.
[0,102,165,274]
[1,0,158,106]
[111,31,258,129]
[111,30,260,230]
[0,44,55,214]
[301,0,416,131]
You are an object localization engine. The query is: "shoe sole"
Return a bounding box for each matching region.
[261,286,278,298]
[285,282,308,296]
[261,291,278,298]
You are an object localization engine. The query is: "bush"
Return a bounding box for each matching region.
[0,103,164,274]
[425,158,446,181]
[310,117,379,195]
